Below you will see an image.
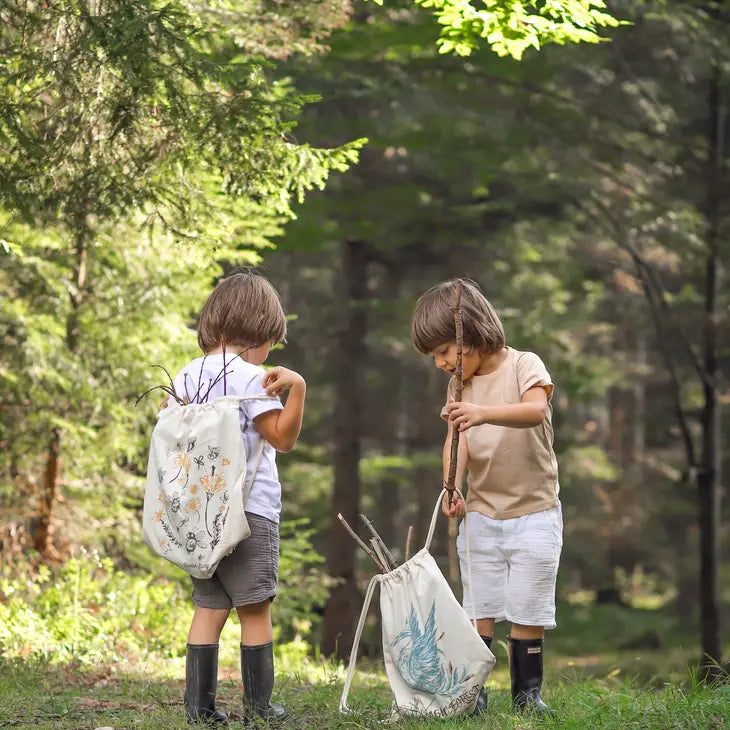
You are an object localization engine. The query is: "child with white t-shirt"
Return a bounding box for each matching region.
[169,270,306,725]
[410,279,562,717]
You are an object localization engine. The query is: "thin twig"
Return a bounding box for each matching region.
[634,259,698,468]
[585,193,712,390]
[405,525,413,562]
[135,363,185,407]
[360,513,398,568]
[337,513,386,573]
[222,342,227,396]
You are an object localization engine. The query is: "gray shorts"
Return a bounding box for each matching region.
[190,512,279,610]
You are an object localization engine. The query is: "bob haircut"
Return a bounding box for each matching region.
[410,278,505,355]
[197,269,287,353]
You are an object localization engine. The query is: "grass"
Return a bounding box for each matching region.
[2,646,730,728]
[1,602,729,729]
[1,656,729,729]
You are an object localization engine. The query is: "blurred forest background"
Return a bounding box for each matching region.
[1,0,729,727]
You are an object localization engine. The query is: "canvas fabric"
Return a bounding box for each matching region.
[142,395,273,579]
[340,489,496,721]
[171,354,284,523]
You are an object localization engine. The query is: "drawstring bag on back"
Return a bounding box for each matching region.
[140,356,274,579]
[340,488,496,720]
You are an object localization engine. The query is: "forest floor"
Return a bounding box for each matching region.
[2,603,729,730]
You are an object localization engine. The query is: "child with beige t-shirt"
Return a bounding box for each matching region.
[410,279,562,718]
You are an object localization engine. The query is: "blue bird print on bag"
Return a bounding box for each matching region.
[391,600,473,697]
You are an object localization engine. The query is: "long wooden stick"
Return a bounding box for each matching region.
[360,513,398,568]
[445,279,464,507]
[338,513,386,573]
[405,525,414,562]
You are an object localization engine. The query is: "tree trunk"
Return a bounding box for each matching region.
[411,366,445,551]
[377,477,399,556]
[35,226,87,555]
[374,265,405,562]
[412,464,434,552]
[321,237,369,659]
[66,228,88,351]
[596,326,645,605]
[34,428,60,554]
[697,59,723,672]
[33,226,88,555]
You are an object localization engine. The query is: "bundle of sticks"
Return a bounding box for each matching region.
[337,512,410,572]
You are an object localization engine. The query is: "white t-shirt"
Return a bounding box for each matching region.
[172,353,284,523]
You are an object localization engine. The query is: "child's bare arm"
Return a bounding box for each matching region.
[254,367,306,452]
[441,420,468,517]
[446,386,549,431]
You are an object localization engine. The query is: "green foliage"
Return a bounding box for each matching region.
[0,551,188,664]
[371,0,622,58]
[1,211,244,494]
[274,519,336,644]
[0,0,363,223]
[279,454,333,548]
[562,445,618,483]
[0,0,364,534]
[195,1,356,61]
[278,0,730,633]
[273,5,624,590]
[0,519,332,665]
[1,631,729,729]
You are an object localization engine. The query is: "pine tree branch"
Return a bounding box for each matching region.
[585,193,713,390]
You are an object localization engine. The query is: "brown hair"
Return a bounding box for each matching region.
[197,270,287,353]
[410,278,505,355]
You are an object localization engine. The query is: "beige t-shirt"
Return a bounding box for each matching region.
[441,347,559,520]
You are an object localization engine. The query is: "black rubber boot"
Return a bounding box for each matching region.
[241,642,289,725]
[184,644,228,725]
[510,637,555,717]
[471,635,493,716]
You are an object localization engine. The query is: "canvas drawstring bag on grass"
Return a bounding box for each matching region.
[340,488,496,721]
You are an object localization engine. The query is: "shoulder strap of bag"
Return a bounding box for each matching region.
[424,488,477,627]
[339,572,382,714]
[242,439,266,505]
[236,394,275,507]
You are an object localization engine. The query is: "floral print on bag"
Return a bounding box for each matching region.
[155,442,233,556]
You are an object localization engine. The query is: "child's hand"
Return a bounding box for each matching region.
[262,367,305,396]
[442,490,465,518]
[159,394,170,411]
[446,401,486,432]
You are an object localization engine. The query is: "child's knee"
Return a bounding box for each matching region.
[236,599,271,619]
[194,606,230,626]
[188,606,230,643]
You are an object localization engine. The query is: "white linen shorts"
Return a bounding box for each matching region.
[456,504,563,629]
